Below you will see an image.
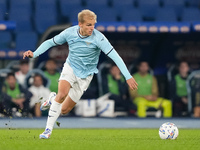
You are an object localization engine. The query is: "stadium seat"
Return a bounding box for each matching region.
[69,7,118,22]
[85,0,109,12]
[9,0,32,31]
[162,0,185,18]
[95,8,118,22]
[59,0,84,19]
[112,0,134,6]
[0,32,12,49]
[167,64,180,101]
[120,9,143,22]
[0,0,7,20]
[25,69,51,88]
[68,8,87,23]
[187,70,200,115]
[85,0,108,7]
[37,61,47,71]
[10,0,31,12]
[138,0,160,21]
[163,0,185,7]
[0,69,12,77]
[35,0,56,11]
[64,5,85,23]
[155,8,177,22]
[5,60,20,72]
[113,0,136,14]
[9,9,32,32]
[167,64,179,82]
[182,8,200,22]
[138,0,160,8]
[34,7,58,34]
[97,62,130,114]
[185,0,200,7]
[97,62,112,96]
[15,32,38,50]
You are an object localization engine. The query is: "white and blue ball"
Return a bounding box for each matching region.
[159,122,179,140]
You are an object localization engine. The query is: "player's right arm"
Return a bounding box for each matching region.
[23,28,68,59]
[23,39,56,59]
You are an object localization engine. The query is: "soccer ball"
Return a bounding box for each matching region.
[159,122,179,140]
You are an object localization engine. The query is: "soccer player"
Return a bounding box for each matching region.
[23,9,138,139]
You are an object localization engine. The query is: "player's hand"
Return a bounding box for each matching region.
[23,50,33,59]
[127,77,138,90]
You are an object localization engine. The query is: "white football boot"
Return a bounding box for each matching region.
[40,92,56,111]
[39,128,52,139]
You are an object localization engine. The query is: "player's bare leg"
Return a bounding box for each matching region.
[61,95,76,115]
[40,80,71,139]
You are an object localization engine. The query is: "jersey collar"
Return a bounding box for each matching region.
[77,28,89,39]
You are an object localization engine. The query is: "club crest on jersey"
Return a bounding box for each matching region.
[85,42,91,45]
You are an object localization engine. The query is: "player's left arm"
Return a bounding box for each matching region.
[107,49,138,90]
[97,33,138,90]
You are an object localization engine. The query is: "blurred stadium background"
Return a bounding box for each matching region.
[0,0,200,126]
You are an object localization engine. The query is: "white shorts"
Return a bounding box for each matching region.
[59,62,93,103]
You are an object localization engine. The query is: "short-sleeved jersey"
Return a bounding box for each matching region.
[53,25,113,78]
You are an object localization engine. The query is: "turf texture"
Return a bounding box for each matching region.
[0,129,199,150]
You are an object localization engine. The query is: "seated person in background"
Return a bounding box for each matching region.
[15,59,30,87]
[29,74,51,117]
[194,97,200,118]
[171,61,189,117]
[103,64,136,115]
[1,73,32,117]
[129,61,172,118]
[0,79,4,117]
[0,90,4,117]
[44,59,60,93]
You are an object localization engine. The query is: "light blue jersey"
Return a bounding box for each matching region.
[53,25,113,78]
[33,25,132,80]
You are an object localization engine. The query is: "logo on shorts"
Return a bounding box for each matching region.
[61,74,66,77]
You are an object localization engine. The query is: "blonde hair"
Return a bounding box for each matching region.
[78,9,97,23]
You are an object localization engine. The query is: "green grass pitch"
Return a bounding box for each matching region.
[0,129,199,150]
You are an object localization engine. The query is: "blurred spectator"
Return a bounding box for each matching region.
[129,61,172,118]
[171,61,189,117]
[0,78,4,117]
[0,90,4,117]
[103,64,136,115]
[1,73,32,117]
[44,59,60,93]
[29,74,51,117]
[194,92,200,117]
[15,59,30,87]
